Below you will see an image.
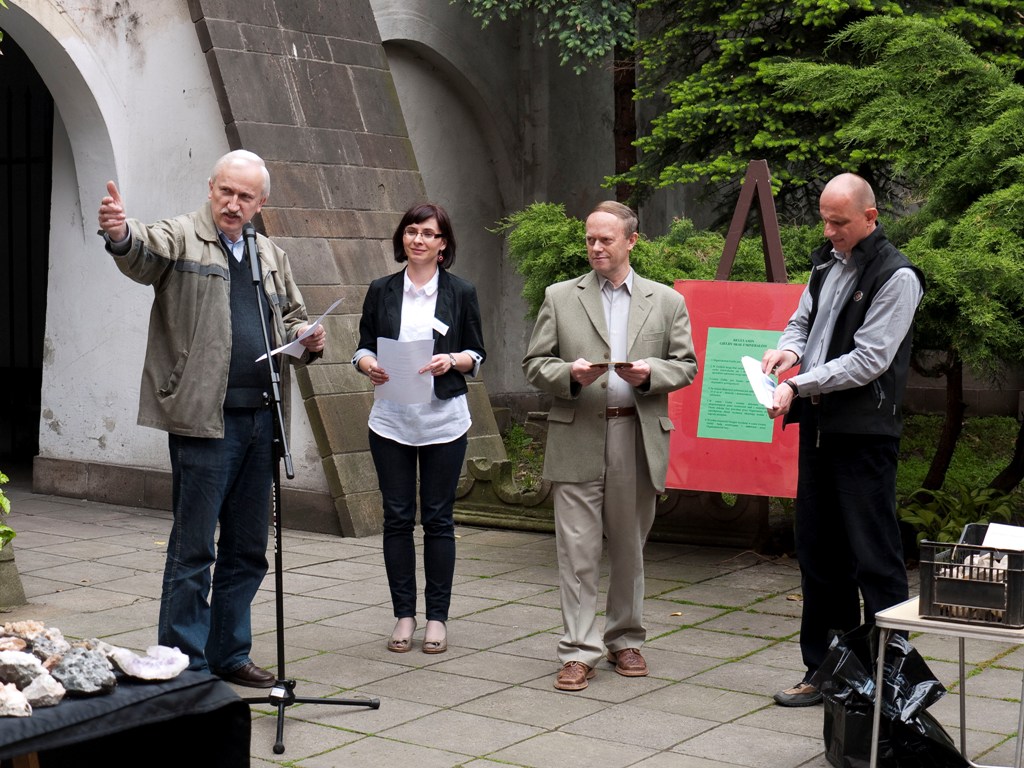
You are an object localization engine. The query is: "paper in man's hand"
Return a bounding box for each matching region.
[256,297,342,361]
[742,355,777,409]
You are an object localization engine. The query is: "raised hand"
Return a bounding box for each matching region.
[98,180,128,242]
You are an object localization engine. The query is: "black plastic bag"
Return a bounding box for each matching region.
[810,624,967,768]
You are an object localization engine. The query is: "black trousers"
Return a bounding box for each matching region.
[794,408,909,678]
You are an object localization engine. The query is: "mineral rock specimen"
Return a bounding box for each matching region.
[29,627,70,662]
[103,644,189,681]
[0,682,32,717]
[0,637,27,652]
[0,621,186,715]
[49,647,116,696]
[0,650,46,689]
[22,672,65,708]
[2,620,46,641]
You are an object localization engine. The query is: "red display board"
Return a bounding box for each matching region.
[667,280,806,498]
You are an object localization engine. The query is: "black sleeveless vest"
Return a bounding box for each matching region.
[786,226,925,437]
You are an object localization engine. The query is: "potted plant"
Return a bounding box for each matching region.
[0,470,27,608]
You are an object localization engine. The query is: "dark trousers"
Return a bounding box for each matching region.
[161,408,273,673]
[368,429,467,622]
[794,410,909,679]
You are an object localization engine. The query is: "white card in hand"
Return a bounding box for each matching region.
[742,355,777,409]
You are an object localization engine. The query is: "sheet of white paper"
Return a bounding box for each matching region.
[256,297,343,362]
[742,355,777,409]
[374,337,435,405]
[981,522,1024,551]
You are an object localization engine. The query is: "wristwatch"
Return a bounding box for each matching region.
[784,380,799,396]
[448,353,458,370]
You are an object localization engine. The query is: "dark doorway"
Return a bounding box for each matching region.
[0,35,54,483]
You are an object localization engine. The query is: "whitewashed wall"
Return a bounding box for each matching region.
[9,0,324,492]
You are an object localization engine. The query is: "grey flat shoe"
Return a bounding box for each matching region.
[387,617,417,653]
[422,621,447,654]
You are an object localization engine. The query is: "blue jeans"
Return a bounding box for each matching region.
[160,408,273,673]
[368,429,467,622]
[794,408,909,679]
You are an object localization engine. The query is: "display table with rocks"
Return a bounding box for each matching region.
[0,670,249,768]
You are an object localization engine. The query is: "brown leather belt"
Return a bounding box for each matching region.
[606,406,637,418]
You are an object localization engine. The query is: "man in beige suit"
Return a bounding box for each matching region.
[523,201,697,691]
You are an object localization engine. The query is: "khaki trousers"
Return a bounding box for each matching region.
[552,414,657,668]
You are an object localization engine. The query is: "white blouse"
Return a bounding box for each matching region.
[365,269,471,447]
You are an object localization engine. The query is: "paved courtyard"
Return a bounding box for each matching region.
[2,477,1022,767]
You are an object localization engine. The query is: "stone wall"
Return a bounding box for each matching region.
[185,0,506,535]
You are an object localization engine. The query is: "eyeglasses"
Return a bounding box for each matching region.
[403,228,444,241]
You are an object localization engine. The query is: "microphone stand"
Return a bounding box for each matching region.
[240,221,379,755]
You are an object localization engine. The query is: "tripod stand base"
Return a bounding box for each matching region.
[244,679,380,754]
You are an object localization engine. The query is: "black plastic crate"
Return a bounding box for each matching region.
[918,523,1024,628]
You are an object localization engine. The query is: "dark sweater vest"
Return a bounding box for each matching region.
[224,249,273,409]
[786,226,925,438]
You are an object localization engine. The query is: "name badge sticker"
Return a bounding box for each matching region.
[432,317,450,336]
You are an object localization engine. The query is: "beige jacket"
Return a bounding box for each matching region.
[522,271,697,491]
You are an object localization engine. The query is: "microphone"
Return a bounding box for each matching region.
[242,221,261,282]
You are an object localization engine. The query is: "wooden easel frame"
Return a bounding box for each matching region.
[716,160,787,283]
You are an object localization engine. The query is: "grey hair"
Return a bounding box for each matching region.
[210,150,271,198]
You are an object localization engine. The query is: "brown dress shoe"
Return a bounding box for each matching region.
[554,661,595,691]
[218,661,275,688]
[607,648,648,677]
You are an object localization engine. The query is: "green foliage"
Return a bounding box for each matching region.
[492,203,588,318]
[899,483,1014,544]
[616,0,1024,220]
[501,422,544,492]
[765,16,1017,221]
[0,471,14,551]
[496,202,824,318]
[453,1,1024,225]
[898,416,1018,494]
[451,0,636,72]
[504,411,1022,542]
[769,17,1024,377]
[905,191,1024,377]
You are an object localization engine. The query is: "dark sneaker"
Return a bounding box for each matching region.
[773,681,822,707]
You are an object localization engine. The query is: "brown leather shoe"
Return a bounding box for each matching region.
[218,661,275,688]
[554,661,595,691]
[607,648,648,677]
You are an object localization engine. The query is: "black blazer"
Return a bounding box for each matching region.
[356,267,486,400]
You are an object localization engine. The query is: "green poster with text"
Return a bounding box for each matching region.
[696,328,782,443]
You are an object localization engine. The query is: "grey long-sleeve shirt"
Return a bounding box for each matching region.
[779,250,923,398]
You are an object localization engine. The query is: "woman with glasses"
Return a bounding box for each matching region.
[352,203,486,655]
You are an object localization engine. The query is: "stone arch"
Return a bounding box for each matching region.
[372,6,521,214]
[382,39,532,399]
[13,0,510,538]
[4,2,118,230]
[2,3,118,477]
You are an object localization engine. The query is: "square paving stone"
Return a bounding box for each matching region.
[379,708,544,756]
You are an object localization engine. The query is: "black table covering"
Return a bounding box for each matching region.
[0,669,249,767]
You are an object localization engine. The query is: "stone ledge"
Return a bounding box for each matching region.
[32,457,342,536]
[455,458,771,550]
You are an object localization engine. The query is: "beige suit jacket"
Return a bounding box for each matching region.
[522,270,697,491]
